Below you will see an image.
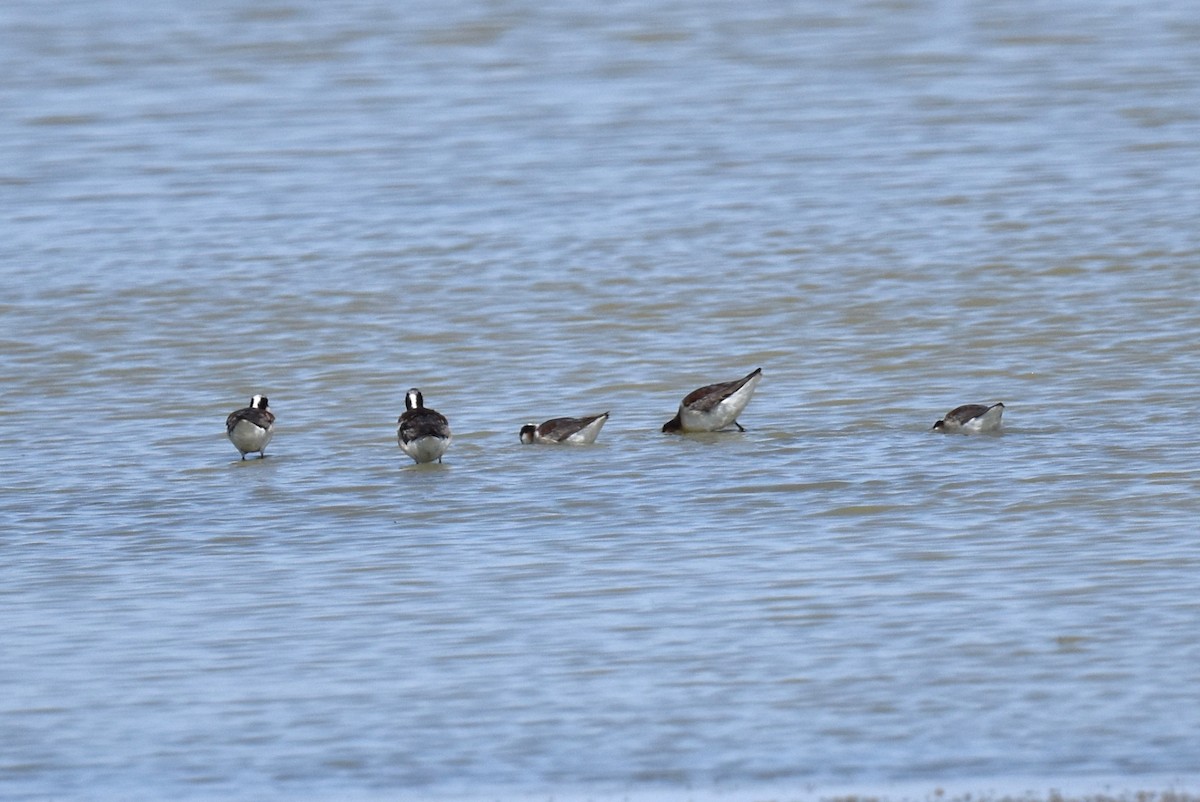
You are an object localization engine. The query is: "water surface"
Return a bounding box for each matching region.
[2,1,1199,800]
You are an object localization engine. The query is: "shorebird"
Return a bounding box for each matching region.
[397,388,452,463]
[226,395,275,459]
[520,412,610,444]
[932,402,1005,433]
[662,368,762,433]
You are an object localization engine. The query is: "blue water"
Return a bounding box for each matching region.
[2,1,1199,800]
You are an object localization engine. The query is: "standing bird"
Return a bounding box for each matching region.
[397,388,452,464]
[226,395,275,460]
[520,412,609,445]
[662,367,763,433]
[932,402,1005,433]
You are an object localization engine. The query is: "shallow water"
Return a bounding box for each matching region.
[2,0,1199,800]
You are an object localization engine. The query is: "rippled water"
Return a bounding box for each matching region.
[3,0,1199,800]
